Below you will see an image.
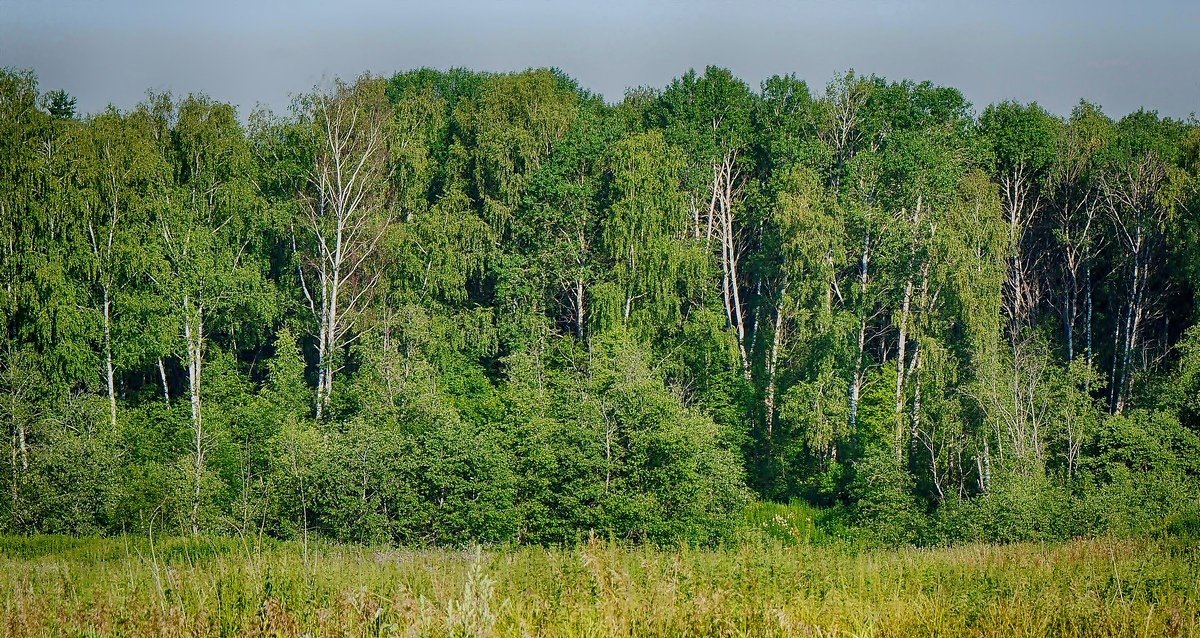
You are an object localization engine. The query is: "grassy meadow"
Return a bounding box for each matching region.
[2,525,1198,637]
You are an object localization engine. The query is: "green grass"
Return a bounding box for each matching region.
[736,500,854,546]
[3,531,1199,637]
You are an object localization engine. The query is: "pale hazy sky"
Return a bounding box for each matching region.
[2,0,1197,119]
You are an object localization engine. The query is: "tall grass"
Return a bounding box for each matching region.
[2,532,1197,636]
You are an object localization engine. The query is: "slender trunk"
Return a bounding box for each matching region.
[711,158,750,378]
[322,277,339,416]
[314,316,328,420]
[315,200,344,420]
[849,235,870,430]
[895,276,913,460]
[1116,302,1133,414]
[727,219,750,378]
[849,319,866,429]
[158,358,170,406]
[913,259,930,445]
[1117,250,1146,415]
[184,297,204,536]
[719,233,734,329]
[102,287,117,430]
[1114,233,1143,414]
[575,279,585,339]
[980,439,991,493]
[764,282,786,438]
[705,169,718,246]
[925,398,945,501]
[897,205,929,462]
[910,348,922,438]
[895,199,921,458]
[1085,264,1094,366]
[1004,170,1030,342]
[1065,272,1075,362]
[1109,309,1121,413]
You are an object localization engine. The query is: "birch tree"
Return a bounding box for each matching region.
[294,77,394,419]
[150,94,266,534]
[979,102,1060,349]
[1099,111,1184,414]
[77,109,166,429]
[1047,103,1110,364]
[878,127,966,460]
[658,67,756,376]
[761,166,844,439]
[596,131,698,333]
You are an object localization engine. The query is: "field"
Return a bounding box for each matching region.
[2,530,1198,638]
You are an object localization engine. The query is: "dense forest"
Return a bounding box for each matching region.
[1,65,1198,546]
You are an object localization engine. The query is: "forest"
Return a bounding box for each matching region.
[1,65,1199,547]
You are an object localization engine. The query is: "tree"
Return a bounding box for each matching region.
[594,130,699,333]
[979,101,1061,348]
[148,93,269,534]
[1099,111,1186,413]
[293,77,395,419]
[761,166,844,442]
[41,89,77,120]
[75,107,168,429]
[657,67,757,376]
[1047,102,1111,364]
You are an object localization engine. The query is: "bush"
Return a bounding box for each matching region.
[849,448,923,546]
[929,472,1072,544]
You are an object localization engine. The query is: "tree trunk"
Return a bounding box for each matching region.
[1109,309,1122,413]
[894,199,922,460]
[849,318,867,429]
[764,282,786,439]
[1065,276,1075,362]
[575,279,585,339]
[1085,264,1093,366]
[1116,244,1146,415]
[849,235,870,430]
[184,296,205,536]
[158,358,170,406]
[1114,231,1143,415]
[711,156,750,379]
[895,276,913,459]
[98,287,118,431]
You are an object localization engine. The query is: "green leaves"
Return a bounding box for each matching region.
[980,101,1062,176]
[598,131,699,334]
[1,66,1198,546]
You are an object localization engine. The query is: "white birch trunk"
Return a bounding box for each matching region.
[764,281,786,438]
[102,288,117,431]
[183,296,205,536]
[158,358,170,406]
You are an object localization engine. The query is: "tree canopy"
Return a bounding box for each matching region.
[2,65,1198,545]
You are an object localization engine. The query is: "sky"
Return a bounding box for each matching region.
[2,0,1198,120]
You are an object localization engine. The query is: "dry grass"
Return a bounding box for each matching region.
[1,534,1197,637]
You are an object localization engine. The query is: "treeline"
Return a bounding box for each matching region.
[1,66,1199,546]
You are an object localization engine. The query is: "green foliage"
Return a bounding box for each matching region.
[849,447,923,545]
[1,66,1198,549]
[497,331,749,545]
[979,100,1062,175]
